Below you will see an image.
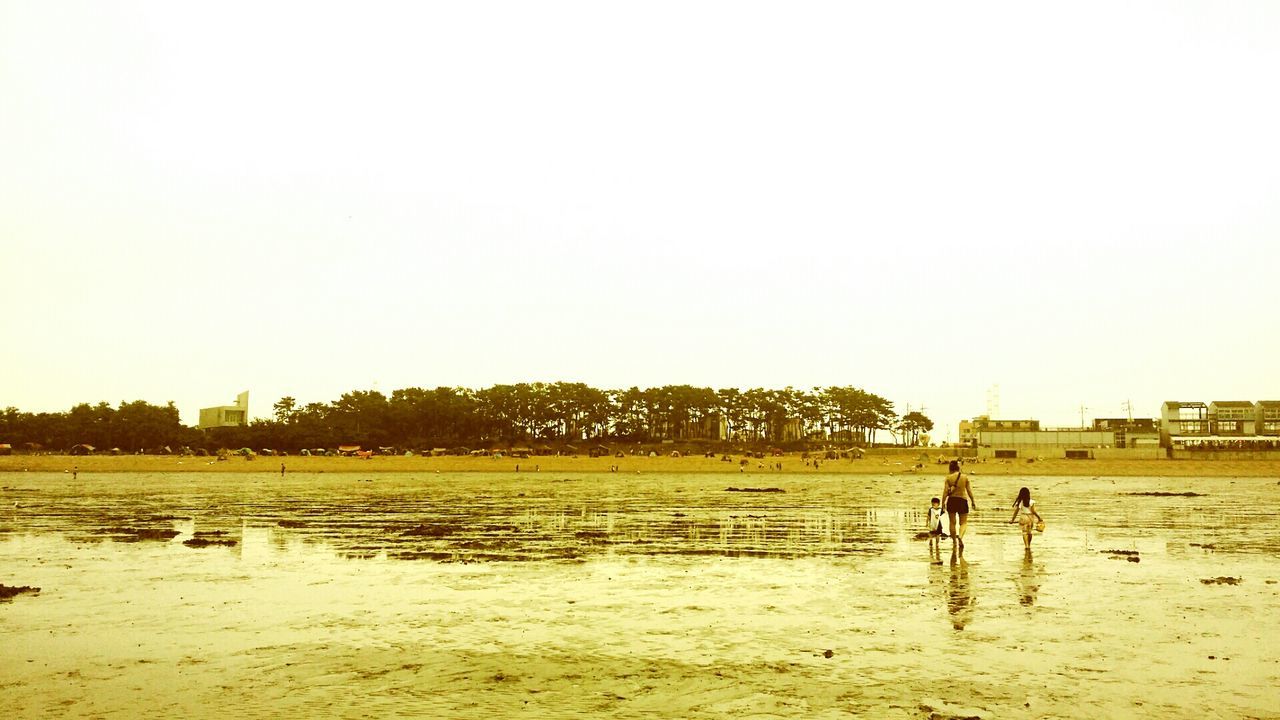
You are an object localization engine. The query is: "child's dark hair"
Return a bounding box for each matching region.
[930,497,940,504]
[1014,487,1031,507]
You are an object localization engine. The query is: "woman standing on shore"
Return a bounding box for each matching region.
[940,460,977,548]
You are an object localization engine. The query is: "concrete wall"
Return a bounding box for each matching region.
[1093,447,1165,460]
[1171,449,1280,460]
[978,446,1165,460]
[978,430,1114,446]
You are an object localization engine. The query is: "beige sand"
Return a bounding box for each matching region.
[5,452,1280,477]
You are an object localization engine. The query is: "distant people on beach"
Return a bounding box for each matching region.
[1009,486,1043,549]
[941,460,976,549]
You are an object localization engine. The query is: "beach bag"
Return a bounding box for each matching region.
[1035,520,1045,533]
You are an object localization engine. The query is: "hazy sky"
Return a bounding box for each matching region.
[3,1,1278,439]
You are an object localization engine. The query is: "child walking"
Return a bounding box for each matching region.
[927,497,947,543]
[1009,487,1043,549]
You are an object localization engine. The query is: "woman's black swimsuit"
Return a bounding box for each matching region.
[946,496,969,514]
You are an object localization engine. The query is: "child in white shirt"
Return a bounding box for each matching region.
[927,497,946,541]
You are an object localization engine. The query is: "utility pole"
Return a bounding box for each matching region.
[1079,404,1089,430]
[1122,400,1133,422]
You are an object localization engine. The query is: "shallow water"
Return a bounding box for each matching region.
[2,472,1278,718]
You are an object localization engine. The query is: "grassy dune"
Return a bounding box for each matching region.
[4,452,1280,477]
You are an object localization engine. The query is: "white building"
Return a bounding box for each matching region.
[198,391,249,430]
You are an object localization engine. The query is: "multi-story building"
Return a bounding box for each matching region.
[1208,401,1256,436]
[198,391,249,430]
[1161,400,1280,450]
[959,415,1039,447]
[1160,401,1209,442]
[1258,401,1280,436]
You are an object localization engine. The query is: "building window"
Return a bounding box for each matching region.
[1217,421,1240,434]
[1179,421,1206,434]
[1178,408,1205,421]
[1263,421,1280,434]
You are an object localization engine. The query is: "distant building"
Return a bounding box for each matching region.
[1160,401,1208,442]
[1161,400,1280,450]
[959,415,1040,447]
[1092,418,1160,448]
[1209,401,1256,435]
[199,391,249,430]
[1258,401,1280,436]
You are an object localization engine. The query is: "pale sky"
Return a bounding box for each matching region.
[3,1,1278,439]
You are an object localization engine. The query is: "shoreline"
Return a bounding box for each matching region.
[5,453,1280,477]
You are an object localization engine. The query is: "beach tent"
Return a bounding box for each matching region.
[589,445,611,458]
[0,443,11,456]
[69,444,95,456]
[338,445,361,456]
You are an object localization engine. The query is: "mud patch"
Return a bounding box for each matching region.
[184,537,238,548]
[1200,576,1242,585]
[1123,492,1205,497]
[100,527,181,542]
[725,487,785,493]
[1102,550,1140,563]
[0,584,40,601]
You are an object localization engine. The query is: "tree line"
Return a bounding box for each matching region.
[1,383,935,453]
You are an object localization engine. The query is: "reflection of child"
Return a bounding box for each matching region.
[927,497,946,538]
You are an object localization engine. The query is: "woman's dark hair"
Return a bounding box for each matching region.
[1014,486,1031,507]
[948,460,960,473]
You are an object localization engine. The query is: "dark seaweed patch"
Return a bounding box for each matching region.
[1123,492,1205,497]
[0,584,40,601]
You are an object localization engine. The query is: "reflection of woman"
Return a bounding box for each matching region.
[940,461,977,548]
[946,547,974,630]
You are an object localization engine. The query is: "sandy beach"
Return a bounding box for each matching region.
[6,452,1280,478]
[2,470,1278,718]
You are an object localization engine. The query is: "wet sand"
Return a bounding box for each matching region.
[2,472,1278,718]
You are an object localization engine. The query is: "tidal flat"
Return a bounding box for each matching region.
[2,472,1277,718]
